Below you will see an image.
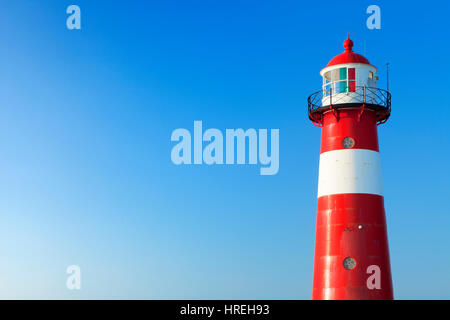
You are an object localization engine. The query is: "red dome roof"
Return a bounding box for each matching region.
[326,36,370,67]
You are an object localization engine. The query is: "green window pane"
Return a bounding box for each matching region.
[339,67,347,80]
[339,68,347,93]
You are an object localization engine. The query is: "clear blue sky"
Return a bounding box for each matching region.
[0,0,449,299]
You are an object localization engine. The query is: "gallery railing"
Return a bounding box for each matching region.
[307,86,391,125]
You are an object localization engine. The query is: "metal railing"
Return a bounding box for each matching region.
[307,86,391,125]
[322,79,349,96]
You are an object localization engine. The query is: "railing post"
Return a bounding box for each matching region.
[330,87,332,105]
[363,85,366,104]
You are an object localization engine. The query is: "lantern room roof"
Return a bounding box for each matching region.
[326,35,371,67]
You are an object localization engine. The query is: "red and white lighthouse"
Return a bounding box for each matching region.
[308,36,393,300]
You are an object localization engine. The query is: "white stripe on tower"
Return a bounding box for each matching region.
[317,149,383,197]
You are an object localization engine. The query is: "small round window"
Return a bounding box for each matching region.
[342,137,355,149]
[343,257,356,270]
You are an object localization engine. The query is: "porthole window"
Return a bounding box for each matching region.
[342,137,355,149]
[343,257,356,270]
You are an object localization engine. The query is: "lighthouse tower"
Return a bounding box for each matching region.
[307,36,393,300]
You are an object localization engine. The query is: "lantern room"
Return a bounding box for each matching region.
[307,35,391,126]
[320,36,378,106]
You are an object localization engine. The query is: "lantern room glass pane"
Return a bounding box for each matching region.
[339,67,347,80]
[349,80,356,92]
[348,68,355,80]
[324,83,332,96]
[331,69,339,81]
[338,68,347,93]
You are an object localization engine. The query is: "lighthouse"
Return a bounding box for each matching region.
[307,36,393,300]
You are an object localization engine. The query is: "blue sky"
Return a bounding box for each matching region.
[0,0,449,299]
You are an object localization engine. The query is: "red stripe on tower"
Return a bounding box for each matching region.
[307,35,393,300]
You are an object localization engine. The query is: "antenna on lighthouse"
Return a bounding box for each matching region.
[386,63,390,91]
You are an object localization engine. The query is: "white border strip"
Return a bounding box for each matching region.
[318,149,383,197]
